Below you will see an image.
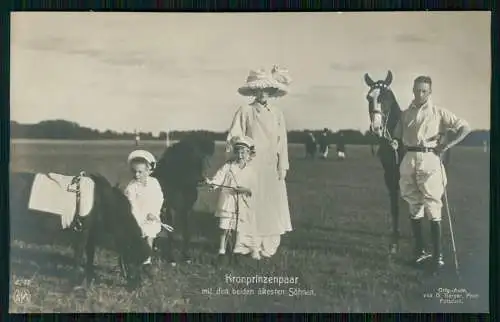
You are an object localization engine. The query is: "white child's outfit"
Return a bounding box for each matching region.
[124,176,164,239]
[210,160,257,254]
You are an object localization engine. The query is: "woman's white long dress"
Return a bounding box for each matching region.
[226,101,292,257]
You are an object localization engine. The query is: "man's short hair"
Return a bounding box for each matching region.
[414,75,432,87]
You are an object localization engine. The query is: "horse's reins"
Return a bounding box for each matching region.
[379,107,401,167]
[148,217,174,232]
[200,173,249,255]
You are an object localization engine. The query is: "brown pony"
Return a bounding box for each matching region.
[10,172,150,291]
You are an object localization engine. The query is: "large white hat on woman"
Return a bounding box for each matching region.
[237,65,292,98]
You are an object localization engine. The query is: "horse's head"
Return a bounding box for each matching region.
[90,174,149,284]
[364,70,398,139]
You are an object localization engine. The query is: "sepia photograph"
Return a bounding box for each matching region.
[9,11,490,313]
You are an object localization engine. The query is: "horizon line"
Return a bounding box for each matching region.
[9,118,491,133]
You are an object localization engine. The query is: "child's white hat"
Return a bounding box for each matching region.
[127,150,157,168]
[230,136,255,150]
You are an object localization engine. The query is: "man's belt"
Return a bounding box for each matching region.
[405,146,436,153]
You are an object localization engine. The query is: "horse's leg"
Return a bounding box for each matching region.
[389,189,400,253]
[121,254,141,291]
[71,230,87,289]
[159,207,176,264]
[384,160,400,254]
[84,226,97,287]
[180,205,192,263]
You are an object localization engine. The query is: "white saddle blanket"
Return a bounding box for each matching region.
[28,173,95,229]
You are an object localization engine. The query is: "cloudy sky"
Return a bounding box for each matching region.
[11,12,491,134]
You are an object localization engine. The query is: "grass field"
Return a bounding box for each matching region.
[9,140,490,313]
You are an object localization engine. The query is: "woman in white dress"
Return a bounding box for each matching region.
[205,136,259,259]
[225,66,293,258]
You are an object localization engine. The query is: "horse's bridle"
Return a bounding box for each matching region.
[367,85,393,142]
[367,84,399,164]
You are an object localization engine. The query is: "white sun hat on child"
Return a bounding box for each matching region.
[230,136,255,151]
[127,150,157,169]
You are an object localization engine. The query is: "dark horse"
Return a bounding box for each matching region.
[152,134,215,264]
[10,172,150,290]
[364,70,405,254]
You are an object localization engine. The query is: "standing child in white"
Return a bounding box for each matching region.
[205,136,259,260]
[124,150,164,265]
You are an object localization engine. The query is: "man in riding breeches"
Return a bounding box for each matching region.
[391,76,470,270]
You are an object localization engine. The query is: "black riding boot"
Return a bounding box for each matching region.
[430,221,445,271]
[411,219,431,264]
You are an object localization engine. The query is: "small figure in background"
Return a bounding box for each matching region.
[134,129,140,147]
[305,131,317,159]
[318,128,330,159]
[336,131,346,160]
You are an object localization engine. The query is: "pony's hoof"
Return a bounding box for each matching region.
[126,282,140,292]
[73,284,85,291]
[142,263,155,277]
[229,255,241,266]
[389,244,398,254]
[215,254,227,266]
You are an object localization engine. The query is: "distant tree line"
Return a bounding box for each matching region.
[10,120,489,147]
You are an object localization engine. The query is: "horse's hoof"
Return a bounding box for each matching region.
[216,254,226,261]
[73,285,88,297]
[229,255,241,266]
[73,284,85,291]
[126,282,139,292]
[185,259,192,264]
[170,262,177,267]
[389,244,398,254]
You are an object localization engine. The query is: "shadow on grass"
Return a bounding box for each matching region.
[10,246,120,289]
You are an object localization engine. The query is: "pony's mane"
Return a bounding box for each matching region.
[374,88,405,162]
[384,89,402,136]
[153,135,215,187]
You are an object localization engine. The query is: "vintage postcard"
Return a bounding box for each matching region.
[9,11,490,313]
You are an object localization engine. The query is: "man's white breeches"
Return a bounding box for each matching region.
[399,152,447,221]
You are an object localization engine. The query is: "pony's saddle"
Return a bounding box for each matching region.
[28,172,95,229]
